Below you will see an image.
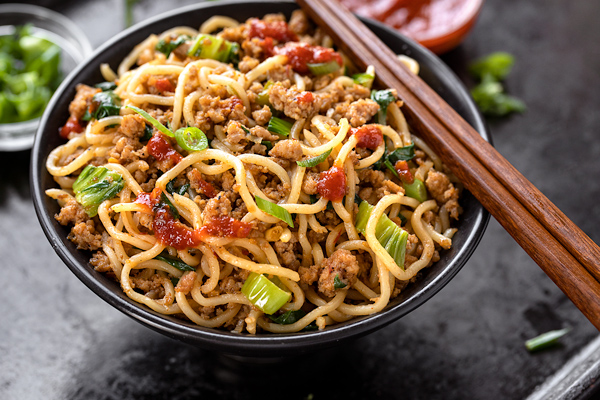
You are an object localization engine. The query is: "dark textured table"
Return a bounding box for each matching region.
[2,0,600,399]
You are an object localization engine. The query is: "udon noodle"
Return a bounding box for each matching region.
[46,11,462,334]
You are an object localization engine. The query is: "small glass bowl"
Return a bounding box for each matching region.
[0,3,93,152]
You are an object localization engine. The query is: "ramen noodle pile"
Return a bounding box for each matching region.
[46,11,462,334]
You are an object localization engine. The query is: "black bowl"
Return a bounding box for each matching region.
[31,0,489,357]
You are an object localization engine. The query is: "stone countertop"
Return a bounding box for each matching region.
[2,0,600,399]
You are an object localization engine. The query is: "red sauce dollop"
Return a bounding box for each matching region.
[248,19,298,43]
[59,115,84,139]
[148,133,183,164]
[317,166,347,201]
[196,177,217,198]
[197,216,253,240]
[274,42,343,74]
[350,125,383,150]
[395,160,414,184]
[153,77,175,93]
[134,188,162,213]
[153,206,202,250]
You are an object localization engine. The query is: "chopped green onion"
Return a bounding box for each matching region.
[255,195,294,227]
[241,125,250,134]
[386,143,415,164]
[355,200,408,269]
[352,73,374,88]
[371,89,397,125]
[155,35,190,57]
[174,127,208,152]
[187,34,239,63]
[267,116,293,137]
[256,81,273,106]
[95,81,117,91]
[333,275,347,289]
[125,105,173,137]
[72,165,124,217]
[525,328,570,352]
[403,179,427,203]
[262,140,273,151]
[155,253,195,272]
[241,272,291,315]
[297,149,332,168]
[383,159,399,178]
[307,60,341,75]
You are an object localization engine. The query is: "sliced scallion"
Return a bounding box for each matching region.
[297,149,332,168]
[125,105,173,137]
[73,165,124,217]
[307,60,341,76]
[267,116,293,137]
[403,179,427,203]
[255,195,294,227]
[352,73,374,88]
[155,253,195,272]
[187,34,238,63]
[525,328,570,352]
[174,127,208,152]
[241,272,291,315]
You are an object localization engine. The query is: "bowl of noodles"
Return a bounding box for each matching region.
[31,0,489,356]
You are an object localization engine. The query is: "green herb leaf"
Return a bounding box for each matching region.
[141,124,153,141]
[525,328,570,352]
[174,127,208,152]
[241,272,291,315]
[125,104,174,137]
[255,195,294,227]
[297,149,332,168]
[267,116,293,137]
[156,35,190,57]
[262,140,273,151]
[160,192,179,220]
[386,143,415,165]
[72,165,124,217]
[83,90,121,121]
[469,51,515,81]
[95,81,117,91]
[268,310,306,325]
[471,76,526,117]
[371,89,396,125]
[155,253,195,272]
[333,274,347,289]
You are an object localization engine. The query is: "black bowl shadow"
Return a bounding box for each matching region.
[31,0,490,357]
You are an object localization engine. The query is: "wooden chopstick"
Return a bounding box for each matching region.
[296,0,600,329]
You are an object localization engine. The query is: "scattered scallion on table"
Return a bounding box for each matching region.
[525,328,570,352]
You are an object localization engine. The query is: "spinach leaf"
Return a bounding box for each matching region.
[371,89,396,125]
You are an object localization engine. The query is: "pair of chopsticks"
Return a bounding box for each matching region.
[297,0,600,330]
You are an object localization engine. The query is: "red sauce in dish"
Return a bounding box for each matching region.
[196,176,217,198]
[248,19,298,43]
[395,160,414,184]
[317,166,347,201]
[153,206,202,250]
[147,133,183,164]
[197,216,253,240]
[340,0,482,54]
[350,125,383,150]
[133,188,162,213]
[274,42,343,74]
[153,77,175,93]
[59,115,84,139]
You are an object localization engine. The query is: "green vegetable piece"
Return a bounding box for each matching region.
[297,149,332,168]
[176,183,190,196]
[255,195,294,227]
[155,253,195,272]
[383,159,399,178]
[371,89,396,125]
[262,140,273,151]
[333,274,347,289]
[386,143,415,165]
[156,35,190,57]
[83,90,121,121]
[241,272,291,315]
[355,200,408,269]
[141,124,153,141]
[174,127,208,152]
[188,34,238,63]
[469,51,515,81]
[95,81,117,91]
[72,165,124,217]
[307,60,341,75]
[471,76,526,117]
[267,116,293,137]
[525,328,570,352]
[403,179,427,203]
[160,192,179,220]
[352,73,374,88]
[256,81,273,106]
[125,105,174,137]
[269,310,306,324]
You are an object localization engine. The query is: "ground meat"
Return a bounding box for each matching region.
[90,250,111,273]
[219,275,243,294]
[68,84,100,121]
[175,272,197,294]
[269,139,303,161]
[274,234,301,270]
[332,99,380,127]
[302,172,320,195]
[288,10,311,35]
[198,95,248,126]
[117,114,146,139]
[242,38,267,59]
[251,105,273,126]
[317,249,360,298]
[225,121,248,152]
[250,125,279,141]
[269,83,321,120]
[238,56,260,73]
[108,135,146,165]
[299,263,319,285]
[68,221,102,251]
[131,273,166,300]
[203,192,232,221]
[55,198,88,226]
[425,169,461,219]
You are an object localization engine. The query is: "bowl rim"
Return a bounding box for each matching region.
[31,0,490,356]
